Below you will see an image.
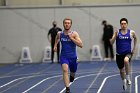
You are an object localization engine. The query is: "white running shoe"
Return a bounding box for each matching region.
[123,79,127,91]
[127,80,132,85]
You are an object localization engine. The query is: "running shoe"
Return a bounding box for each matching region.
[65,90,71,93]
[127,79,132,85]
[123,79,127,91]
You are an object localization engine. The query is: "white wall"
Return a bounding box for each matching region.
[6,0,60,6]
[0,4,140,63]
[3,0,140,6]
[63,0,130,5]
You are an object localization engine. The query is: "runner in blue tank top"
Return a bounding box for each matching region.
[110,18,137,91]
[54,18,83,93]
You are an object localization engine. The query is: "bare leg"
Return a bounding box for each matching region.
[124,56,131,85]
[119,56,130,80]
[119,68,127,90]
[124,57,130,75]
[119,68,126,80]
[62,64,69,87]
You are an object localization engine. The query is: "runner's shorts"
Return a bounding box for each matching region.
[60,56,78,72]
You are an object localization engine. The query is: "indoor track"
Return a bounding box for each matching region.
[0,60,140,93]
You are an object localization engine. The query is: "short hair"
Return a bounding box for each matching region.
[63,18,72,24]
[120,18,128,24]
[102,20,107,25]
[52,21,57,25]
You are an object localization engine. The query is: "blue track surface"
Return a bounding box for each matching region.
[0,60,140,93]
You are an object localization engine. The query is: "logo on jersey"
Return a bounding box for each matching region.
[61,38,71,41]
[118,35,129,39]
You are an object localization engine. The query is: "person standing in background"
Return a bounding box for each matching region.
[110,18,137,91]
[102,20,114,61]
[48,21,62,63]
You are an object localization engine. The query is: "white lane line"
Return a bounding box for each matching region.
[0,64,56,88]
[22,72,103,93]
[129,61,133,93]
[22,70,140,93]
[22,75,62,93]
[41,77,63,93]
[0,73,49,89]
[135,75,140,93]
[97,74,119,93]
[0,65,31,78]
[1,70,118,93]
[0,73,45,79]
[0,70,113,90]
[85,63,107,93]
[97,72,140,93]
[22,72,114,93]
[59,71,113,93]
[0,63,55,79]
[59,82,72,93]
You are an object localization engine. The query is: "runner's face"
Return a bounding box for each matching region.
[120,21,128,30]
[63,20,72,30]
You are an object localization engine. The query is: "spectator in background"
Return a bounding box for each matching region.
[102,20,114,61]
[48,21,62,63]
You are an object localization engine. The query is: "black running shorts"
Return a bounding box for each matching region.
[116,53,132,69]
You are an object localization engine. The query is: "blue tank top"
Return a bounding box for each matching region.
[116,29,132,55]
[60,31,77,58]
